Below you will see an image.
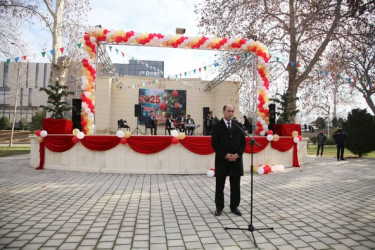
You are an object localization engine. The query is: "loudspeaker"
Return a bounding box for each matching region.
[134,104,141,117]
[203,107,210,120]
[269,104,276,131]
[72,98,82,130]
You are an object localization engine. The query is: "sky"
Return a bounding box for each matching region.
[86,0,219,79]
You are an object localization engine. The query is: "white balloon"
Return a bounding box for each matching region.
[260,120,266,125]
[84,91,91,98]
[257,167,264,175]
[77,132,85,140]
[88,113,94,119]
[207,169,215,178]
[260,131,266,136]
[116,130,124,138]
[293,137,300,143]
[171,130,178,137]
[40,130,48,137]
[266,134,273,141]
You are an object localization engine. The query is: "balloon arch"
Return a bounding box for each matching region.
[80,28,271,135]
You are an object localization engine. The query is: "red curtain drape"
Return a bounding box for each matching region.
[127,136,172,154]
[271,137,294,152]
[179,136,214,155]
[35,135,301,169]
[81,136,121,151]
[244,137,269,153]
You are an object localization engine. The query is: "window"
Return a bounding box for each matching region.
[43,63,47,88]
[28,88,32,106]
[35,63,39,88]
[20,88,23,106]
[3,63,9,88]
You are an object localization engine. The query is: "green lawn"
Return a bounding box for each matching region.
[0,146,30,157]
[307,144,375,158]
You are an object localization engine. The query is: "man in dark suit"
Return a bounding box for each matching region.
[211,104,246,216]
[147,111,157,135]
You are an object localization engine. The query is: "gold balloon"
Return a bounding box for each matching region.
[72,128,80,136]
[124,131,132,138]
[177,132,186,140]
[292,131,298,138]
[273,134,280,141]
[37,137,44,143]
[253,165,259,173]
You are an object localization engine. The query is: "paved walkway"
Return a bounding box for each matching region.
[0,155,374,250]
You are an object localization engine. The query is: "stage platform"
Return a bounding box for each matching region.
[29,135,307,174]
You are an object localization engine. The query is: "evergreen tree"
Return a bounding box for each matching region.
[344,109,375,157]
[39,81,74,119]
[315,117,326,130]
[332,117,338,127]
[271,92,299,124]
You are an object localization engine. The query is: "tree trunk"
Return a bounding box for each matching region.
[364,94,375,115]
[49,0,64,85]
[9,66,21,147]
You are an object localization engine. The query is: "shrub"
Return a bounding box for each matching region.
[0,117,10,130]
[19,118,28,130]
[309,136,317,145]
[30,110,46,131]
[344,109,375,157]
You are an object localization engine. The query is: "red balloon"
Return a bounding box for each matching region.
[172,90,178,97]
[298,135,302,141]
[35,130,41,137]
[264,165,271,174]
[171,137,179,144]
[159,102,167,111]
[72,136,79,144]
[120,138,127,145]
[267,130,273,135]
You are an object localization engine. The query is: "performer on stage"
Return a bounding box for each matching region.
[186,114,195,135]
[166,115,175,135]
[178,114,186,133]
[147,111,157,135]
[204,112,213,135]
[211,104,246,216]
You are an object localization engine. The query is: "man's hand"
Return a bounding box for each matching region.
[225,154,238,161]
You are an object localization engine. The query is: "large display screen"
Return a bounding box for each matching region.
[138,89,187,124]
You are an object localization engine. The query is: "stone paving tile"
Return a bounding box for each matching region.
[0,155,374,249]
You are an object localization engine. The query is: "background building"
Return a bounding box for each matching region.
[0,59,164,126]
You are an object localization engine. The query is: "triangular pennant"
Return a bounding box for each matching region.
[184,72,187,76]
[276,57,279,61]
[23,56,27,61]
[331,73,335,78]
[50,49,54,55]
[60,48,64,53]
[115,49,119,54]
[6,59,10,63]
[199,68,201,72]
[77,43,82,48]
[230,57,234,63]
[193,69,196,73]
[244,53,248,58]
[121,52,125,57]
[319,70,323,75]
[15,57,19,63]
[204,66,207,71]
[41,52,46,57]
[236,55,240,60]
[297,63,300,68]
[324,72,328,77]
[109,46,112,51]
[290,62,295,67]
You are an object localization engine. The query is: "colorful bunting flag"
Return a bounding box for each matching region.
[6,59,10,63]
[23,56,27,61]
[50,50,54,55]
[41,52,46,57]
[15,57,19,63]
[77,43,82,48]
[60,48,64,53]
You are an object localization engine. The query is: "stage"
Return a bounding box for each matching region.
[29,135,307,174]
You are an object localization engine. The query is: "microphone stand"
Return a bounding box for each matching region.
[225,122,273,247]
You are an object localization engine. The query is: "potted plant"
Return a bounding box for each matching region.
[39,81,74,134]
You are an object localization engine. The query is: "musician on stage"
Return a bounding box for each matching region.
[166,115,175,135]
[178,114,186,133]
[185,114,195,135]
[147,111,157,135]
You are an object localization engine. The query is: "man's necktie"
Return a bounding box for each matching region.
[227,121,231,131]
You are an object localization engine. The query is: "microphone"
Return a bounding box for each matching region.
[233,121,261,148]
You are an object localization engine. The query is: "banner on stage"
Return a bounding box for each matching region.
[138,89,186,124]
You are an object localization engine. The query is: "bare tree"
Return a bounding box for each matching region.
[195,0,373,122]
[0,0,90,85]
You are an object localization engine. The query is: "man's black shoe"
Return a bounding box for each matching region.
[341,158,346,160]
[215,209,223,216]
[231,208,242,216]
